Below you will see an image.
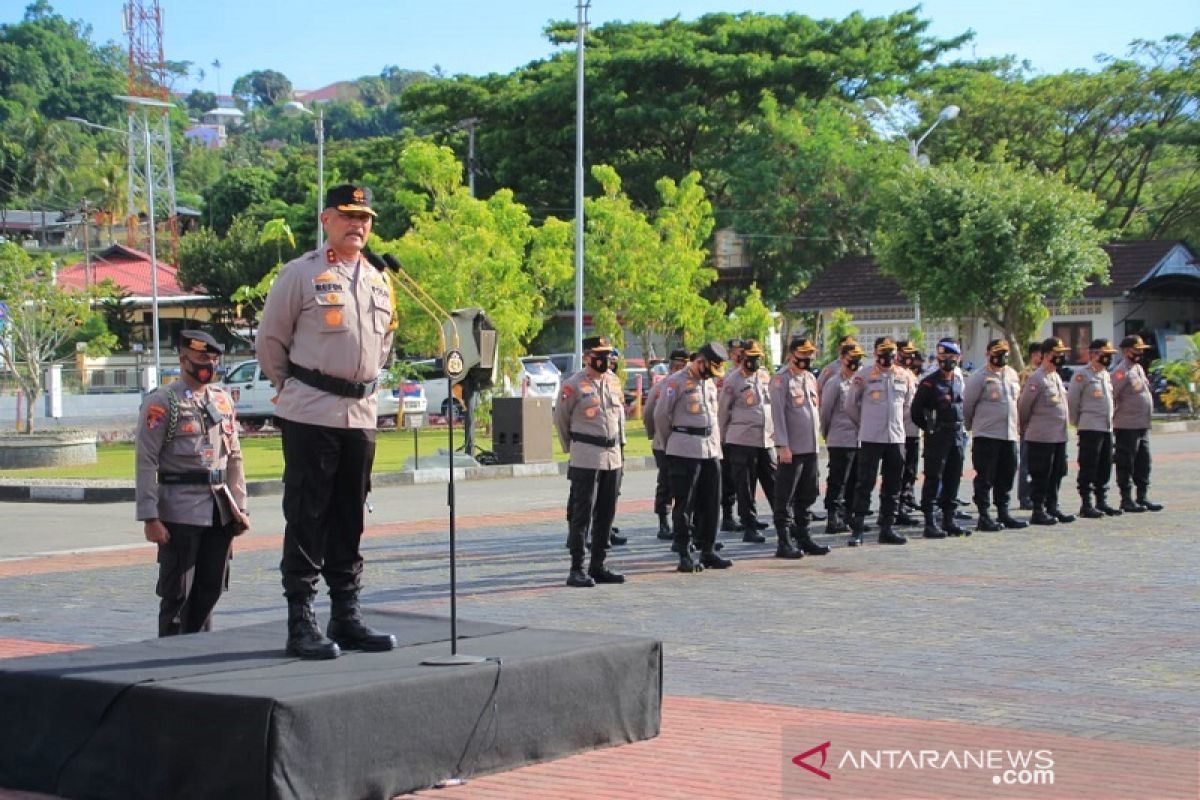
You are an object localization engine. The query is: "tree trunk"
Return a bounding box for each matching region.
[22,386,37,434]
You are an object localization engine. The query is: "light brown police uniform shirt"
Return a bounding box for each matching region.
[642,377,670,451]
[135,382,246,526]
[256,247,395,429]
[769,365,820,454]
[1067,365,1114,432]
[655,366,722,459]
[1111,360,1154,430]
[820,370,860,448]
[964,365,1021,441]
[553,369,624,471]
[1017,364,1069,443]
[846,365,915,445]
[718,367,774,448]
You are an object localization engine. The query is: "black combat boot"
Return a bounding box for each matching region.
[742,520,767,544]
[608,527,628,546]
[286,597,341,660]
[567,550,595,587]
[996,506,1029,529]
[720,510,743,533]
[1137,488,1163,512]
[847,514,866,547]
[922,507,946,539]
[793,523,830,555]
[657,512,673,540]
[895,504,920,526]
[976,505,1003,532]
[877,523,908,545]
[1119,489,1145,513]
[327,593,397,652]
[1029,502,1057,525]
[826,507,850,534]
[1049,505,1076,524]
[699,549,733,569]
[1094,491,1122,516]
[677,546,704,573]
[588,555,625,584]
[1078,490,1104,519]
[774,526,804,559]
[942,509,969,536]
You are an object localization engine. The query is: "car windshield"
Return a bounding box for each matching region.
[522,360,559,377]
[225,362,256,383]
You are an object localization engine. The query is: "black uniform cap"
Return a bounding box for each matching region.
[669,348,690,362]
[698,341,729,364]
[325,184,377,217]
[179,329,223,355]
[1119,335,1150,350]
[582,335,614,353]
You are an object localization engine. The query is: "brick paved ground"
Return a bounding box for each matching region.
[1,433,1197,799]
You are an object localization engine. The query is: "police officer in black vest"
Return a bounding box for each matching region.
[911,340,967,538]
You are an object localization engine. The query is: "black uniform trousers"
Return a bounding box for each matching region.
[824,447,857,514]
[720,445,736,517]
[652,449,671,516]
[920,428,964,512]
[900,436,920,508]
[566,466,618,566]
[727,443,777,527]
[971,436,1018,510]
[1017,436,1032,507]
[278,418,375,601]
[1025,440,1068,510]
[1076,430,1114,495]
[853,442,904,525]
[157,508,233,637]
[669,456,721,552]
[1113,428,1152,494]
[774,452,819,532]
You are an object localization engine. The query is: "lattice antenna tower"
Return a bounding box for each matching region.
[121,0,177,255]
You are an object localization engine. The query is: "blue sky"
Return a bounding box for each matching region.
[17,0,1197,93]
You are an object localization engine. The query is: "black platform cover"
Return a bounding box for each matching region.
[0,611,662,800]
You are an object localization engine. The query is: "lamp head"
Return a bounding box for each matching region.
[938,105,961,122]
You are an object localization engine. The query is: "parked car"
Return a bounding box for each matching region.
[390,377,429,423]
[518,356,562,405]
[548,352,577,376]
[404,359,465,419]
[218,359,399,428]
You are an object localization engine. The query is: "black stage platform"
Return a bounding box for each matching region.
[0,611,662,800]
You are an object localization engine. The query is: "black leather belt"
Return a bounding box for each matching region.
[672,425,712,436]
[571,433,618,448]
[290,363,377,399]
[159,469,226,485]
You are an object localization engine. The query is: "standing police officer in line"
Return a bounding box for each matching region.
[720,339,748,534]
[963,339,1028,532]
[655,342,731,572]
[719,339,776,544]
[1111,335,1164,513]
[1016,341,1045,510]
[896,341,923,527]
[257,184,397,660]
[1017,337,1075,526]
[554,335,626,587]
[644,349,689,540]
[135,330,249,637]
[769,336,831,559]
[819,339,865,535]
[846,337,915,546]
[911,340,967,538]
[606,346,629,547]
[1068,338,1121,519]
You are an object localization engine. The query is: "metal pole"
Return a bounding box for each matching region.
[143,110,161,382]
[573,1,589,374]
[467,122,476,198]
[446,373,457,653]
[316,108,325,249]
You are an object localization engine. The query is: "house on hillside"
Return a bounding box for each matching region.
[57,244,218,350]
[784,240,1200,367]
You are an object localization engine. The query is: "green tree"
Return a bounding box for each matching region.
[874,160,1110,367]
[0,242,114,432]
[201,166,276,234]
[1152,332,1200,417]
[231,69,293,107]
[819,308,859,368]
[184,89,217,116]
[177,215,283,324]
[725,284,776,364]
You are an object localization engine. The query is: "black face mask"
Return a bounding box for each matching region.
[744,357,761,372]
[1127,352,1141,364]
[989,353,1009,368]
[877,353,895,368]
[1098,354,1113,367]
[184,359,216,384]
[846,358,862,371]
[939,358,958,373]
[588,355,609,374]
[1051,354,1066,367]
[792,357,811,370]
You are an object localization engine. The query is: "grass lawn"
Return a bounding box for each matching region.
[1,425,656,481]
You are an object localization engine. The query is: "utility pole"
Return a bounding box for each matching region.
[80,198,92,288]
[573,0,590,373]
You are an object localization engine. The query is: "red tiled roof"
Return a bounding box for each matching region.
[293,81,358,103]
[57,244,193,296]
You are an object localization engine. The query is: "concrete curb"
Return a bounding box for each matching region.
[0,456,659,504]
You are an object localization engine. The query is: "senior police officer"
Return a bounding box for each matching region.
[846,337,916,546]
[1017,341,1045,509]
[963,339,1027,531]
[1068,338,1121,519]
[644,349,689,540]
[606,346,629,547]
[720,338,749,533]
[136,330,249,637]
[911,339,968,538]
[819,339,865,535]
[554,335,626,587]
[1017,336,1075,526]
[654,342,731,572]
[896,340,923,527]
[257,183,397,660]
[768,336,830,559]
[718,339,777,544]
[1111,335,1164,513]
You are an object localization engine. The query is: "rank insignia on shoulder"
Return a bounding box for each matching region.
[325,248,337,264]
[560,385,574,400]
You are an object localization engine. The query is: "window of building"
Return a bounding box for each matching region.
[1052,322,1093,364]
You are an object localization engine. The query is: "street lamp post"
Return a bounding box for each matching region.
[284,101,325,248]
[573,0,590,374]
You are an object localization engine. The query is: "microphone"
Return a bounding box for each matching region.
[363,249,387,272]
[382,254,402,271]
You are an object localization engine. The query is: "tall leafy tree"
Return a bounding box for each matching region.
[231,69,293,108]
[177,214,284,324]
[874,159,1111,367]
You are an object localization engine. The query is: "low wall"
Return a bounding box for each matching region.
[0,432,98,469]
